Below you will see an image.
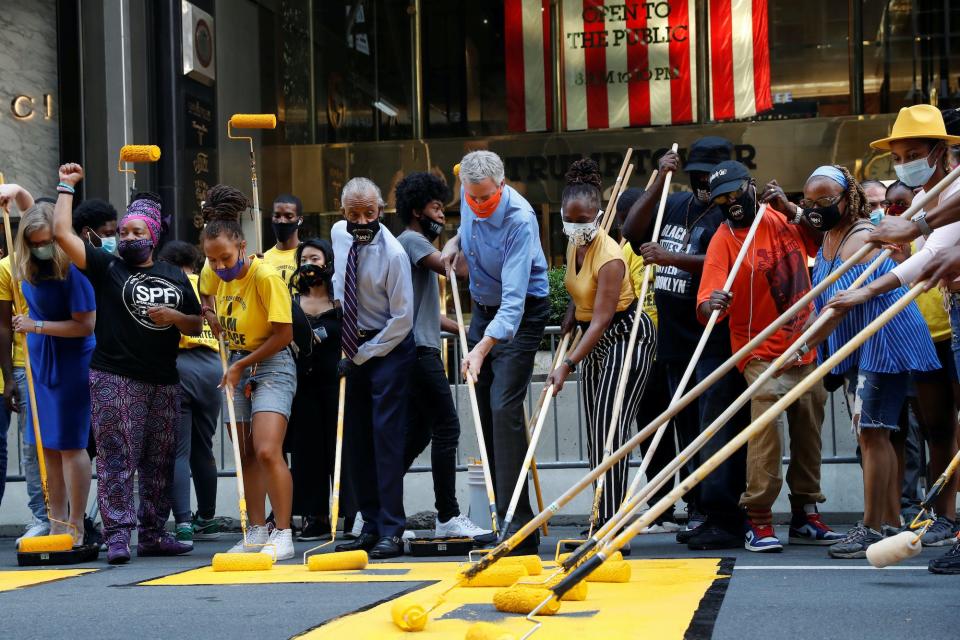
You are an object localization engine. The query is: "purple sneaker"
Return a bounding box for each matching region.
[107,541,131,565]
[137,534,193,557]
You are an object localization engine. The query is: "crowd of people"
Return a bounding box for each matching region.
[2,103,960,572]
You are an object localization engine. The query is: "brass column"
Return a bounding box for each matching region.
[410,0,424,139]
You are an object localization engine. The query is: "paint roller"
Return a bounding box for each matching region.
[117,145,161,203]
[209,334,274,571]
[3,174,95,565]
[448,268,500,536]
[302,354,351,568]
[513,164,960,582]
[516,281,931,640]
[459,563,528,587]
[465,622,516,640]
[868,428,960,568]
[227,113,277,255]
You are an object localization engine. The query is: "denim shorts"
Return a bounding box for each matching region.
[844,369,906,433]
[949,295,960,377]
[223,348,297,424]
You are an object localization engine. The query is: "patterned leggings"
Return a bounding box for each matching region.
[90,369,180,546]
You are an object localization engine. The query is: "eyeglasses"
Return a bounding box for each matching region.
[799,193,843,210]
[711,181,749,205]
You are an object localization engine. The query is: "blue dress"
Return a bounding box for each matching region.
[22,264,96,450]
[812,248,939,376]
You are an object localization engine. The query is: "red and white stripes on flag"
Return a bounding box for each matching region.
[709,0,771,120]
[505,0,553,132]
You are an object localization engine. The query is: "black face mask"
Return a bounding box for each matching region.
[690,175,711,203]
[720,191,756,227]
[347,219,380,244]
[293,263,332,293]
[419,217,444,242]
[272,220,300,243]
[802,203,843,231]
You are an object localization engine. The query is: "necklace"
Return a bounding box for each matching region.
[681,196,713,248]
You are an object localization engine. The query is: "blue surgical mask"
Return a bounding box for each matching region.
[869,207,884,225]
[100,236,117,254]
[30,244,55,261]
[894,150,938,188]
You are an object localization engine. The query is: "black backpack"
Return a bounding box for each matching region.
[289,294,315,377]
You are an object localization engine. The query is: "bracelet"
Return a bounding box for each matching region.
[56,182,75,194]
[563,357,577,372]
[201,305,215,316]
[34,321,43,334]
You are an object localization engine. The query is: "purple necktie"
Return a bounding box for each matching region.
[342,242,360,359]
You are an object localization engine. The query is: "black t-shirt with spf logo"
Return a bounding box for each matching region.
[82,244,201,384]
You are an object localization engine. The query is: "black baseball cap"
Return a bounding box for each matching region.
[708,160,752,198]
[684,136,734,173]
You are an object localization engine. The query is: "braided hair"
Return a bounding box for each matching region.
[561,158,602,212]
[834,165,869,220]
[202,185,248,241]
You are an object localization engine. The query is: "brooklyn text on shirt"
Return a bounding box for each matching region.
[122,273,184,331]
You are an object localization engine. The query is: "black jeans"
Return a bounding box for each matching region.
[664,353,749,529]
[468,296,549,526]
[403,347,461,522]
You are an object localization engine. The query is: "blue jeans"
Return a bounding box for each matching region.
[15,367,46,521]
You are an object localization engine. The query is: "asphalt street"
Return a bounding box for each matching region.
[0,524,956,639]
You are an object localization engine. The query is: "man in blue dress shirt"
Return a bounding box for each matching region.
[441,150,549,552]
[331,177,415,559]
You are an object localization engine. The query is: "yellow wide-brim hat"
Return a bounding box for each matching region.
[870,104,960,150]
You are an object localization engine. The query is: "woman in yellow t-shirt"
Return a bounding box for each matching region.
[201,185,297,561]
[546,159,656,533]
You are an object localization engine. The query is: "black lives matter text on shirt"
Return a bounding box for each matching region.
[82,244,201,385]
[651,191,731,363]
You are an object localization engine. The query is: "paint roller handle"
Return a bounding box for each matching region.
[460,543,510,579]
[560,536,598,572]
[552,553,604,599]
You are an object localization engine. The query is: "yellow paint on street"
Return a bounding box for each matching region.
[140,557,727,639]
[0,569,95,592]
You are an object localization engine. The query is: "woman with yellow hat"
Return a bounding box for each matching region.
[827,105,960,553]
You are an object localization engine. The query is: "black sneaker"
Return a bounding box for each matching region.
[298,516,332,542]
[676,520,706,544]
[828,522,882,559]
[929,538,960,574]
[83,516,103,547]
[686,521,742,550]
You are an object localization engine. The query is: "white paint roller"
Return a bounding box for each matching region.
[866,531,922,568]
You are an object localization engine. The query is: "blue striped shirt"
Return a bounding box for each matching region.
[812,249,938,375]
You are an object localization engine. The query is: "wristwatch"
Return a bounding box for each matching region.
[913,212,933,239]
[34,321,44,334]
[563,357,577,372]
[789,205,803,225]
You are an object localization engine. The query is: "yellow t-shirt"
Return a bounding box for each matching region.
[199,261,217,297]
[622,243,657,326]
[263,246,298,284]
[564,229,634,322]
[180,274,219,351]
[915,287,952,343]
[215,257,292,351]
[0,256,28,368]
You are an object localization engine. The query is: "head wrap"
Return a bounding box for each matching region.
[120,199,162,244]
[809,165,848,189]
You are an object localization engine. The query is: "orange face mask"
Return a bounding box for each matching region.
[465,185,503,219]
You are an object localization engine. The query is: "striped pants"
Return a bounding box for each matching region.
[581,307,656,525]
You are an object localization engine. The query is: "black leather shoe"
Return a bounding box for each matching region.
[369,536,403,559]
[335,532,378,552]
[686,521,742,551]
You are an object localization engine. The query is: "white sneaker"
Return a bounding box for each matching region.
[260,528,295,561]
[16,517,50,545]
[402,530,416,540]
[226,524,269,553]
[434,514,492,538]
[350,513,364,537]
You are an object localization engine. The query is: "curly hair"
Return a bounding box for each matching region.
[202,185,248,241]
[158,240,202,271]
[561,158,602,212]
[395,172,450,225]
[72,198,117,234]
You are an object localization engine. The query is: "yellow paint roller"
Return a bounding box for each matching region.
[585,559,631,583]
[556,550,622,564]
[493,585,561,615]
[541,574,588,601]
[866,531,923,568]
[227,113,277,254]
[212,552,273,572]
[465,622,516,640]
[498,554,542,576]
[453,163,460,178]
[307,550,368,572]
[391,596,429,632]
[18,534,75,554]
[117,144,161,203]
[459,563,527,587]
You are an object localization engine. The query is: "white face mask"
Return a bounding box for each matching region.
[894,148,939,188]
[561,209,600,247]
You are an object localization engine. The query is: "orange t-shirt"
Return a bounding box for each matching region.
[697,207,817,371]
